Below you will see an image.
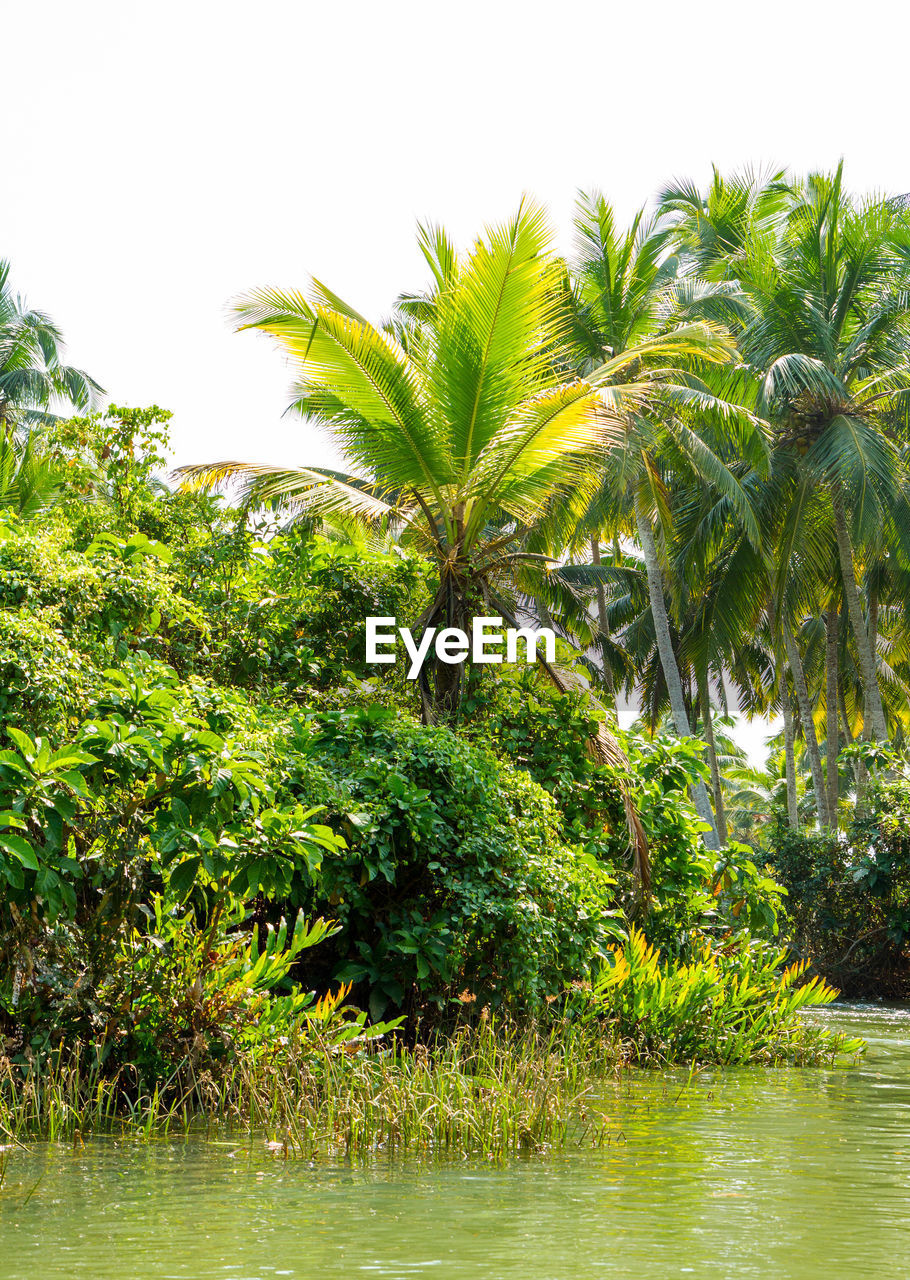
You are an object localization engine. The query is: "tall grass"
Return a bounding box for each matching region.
[0,999,861,1155]
[0,1020,622,1155]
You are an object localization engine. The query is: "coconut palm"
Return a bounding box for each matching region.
[0,260,101,438]
[555,191,769,849]
[662,165,910,744]
[0,432,65,515]
[178,200,734,731]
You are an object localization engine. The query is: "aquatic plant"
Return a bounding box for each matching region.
[0,1001,861,1155]
[0,1018,619,1155]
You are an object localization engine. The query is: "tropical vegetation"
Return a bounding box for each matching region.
[6,167,908,1143]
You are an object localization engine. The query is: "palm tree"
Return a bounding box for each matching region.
[726,753,794,845]
[557,191,768,849]
[0,432,65,515]
[662,165,910,745]
[178,200,733,730]
[0,260,101,438]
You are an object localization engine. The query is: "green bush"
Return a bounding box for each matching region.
[463,665,784,949]
[0,511,207,693]
[769,770,910,994]
[177,530,431,696]
[95,901,389,1084]
[569,925,860,1065]
[0,608,95,728]
[290,704,624,1019]
[0,660,346,1065]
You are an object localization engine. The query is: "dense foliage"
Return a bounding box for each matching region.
[6,167,898,1130]
[0,418,822,1089]
[570,926,853,1065]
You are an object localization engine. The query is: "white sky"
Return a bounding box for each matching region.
[7,0,908,763]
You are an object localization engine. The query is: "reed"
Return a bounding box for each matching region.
[0,1019,620,1154]
[0,1006,859,1154]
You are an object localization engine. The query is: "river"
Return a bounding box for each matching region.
[0,1003,906,1278]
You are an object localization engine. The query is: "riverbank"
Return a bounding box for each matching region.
[0,1002,863,1156]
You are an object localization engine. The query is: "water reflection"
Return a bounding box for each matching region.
[0,1004,907,1279]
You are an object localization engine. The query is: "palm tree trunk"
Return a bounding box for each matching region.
[698,670,728,846]
[783,627,831,829]
[634,495,719,849]
[838,682,867,810]
[838,689,854,746]
[416,578,468,725]
[866,585,880,743]
[780,669,799,829]
[869,588,879,655]
[825,605,840,829]
[590,537,614,694]
[837,602,856,749]
[832,489,888,742]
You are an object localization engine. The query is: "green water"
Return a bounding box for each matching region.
[1,1004,907,1279]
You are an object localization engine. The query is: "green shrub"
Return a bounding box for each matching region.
[464,666,784,949]
[94,900,391,1084]
[177,530,431,696]
[0,608,95,728]
[569,925,861,1065]
[291,704,624,1019]
[0,511,207,687]
[0,660,347,1069]
[769,770,910,994]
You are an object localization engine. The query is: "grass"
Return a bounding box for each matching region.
[0,1005,863,1157]
[0,1019,624,1155]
